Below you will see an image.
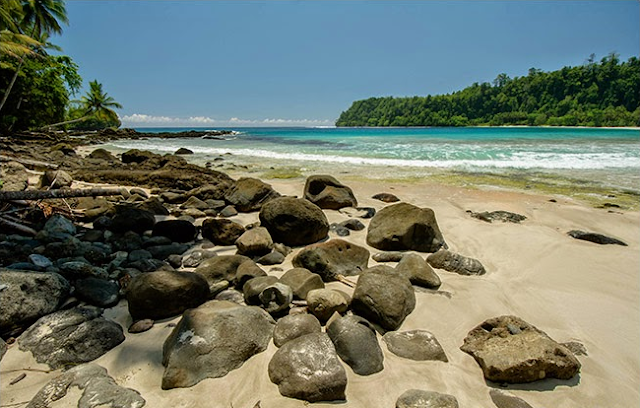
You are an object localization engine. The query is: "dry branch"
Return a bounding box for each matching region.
[0,187,127,202]
[0,154,59,170]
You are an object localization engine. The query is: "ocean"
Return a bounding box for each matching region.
[99,126,640,194]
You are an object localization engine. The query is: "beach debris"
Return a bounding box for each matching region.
[259,196,330,246]
[278,268,325,300]
[468,210,527,223]
[225,177,281,212]
[292,238,370,281]
[26,363,146,408]
[460,315,581,383]
[327,315,384,375]
[489,389,535,408]
[372,251,405,262]
[128,319,154,334]
[201,218,245,245]
[235,227,274,257]
[273,314,322,348]
[0,269,70,338]
[0,186,127,202]
[19,306,125,370]
[427,249,486,276]
[1,153,59,170]
[395,253,442,289]
[383,330,448,362]
[396,389,459,408]
[351,269,416,332]
[126,270,209,321]
[567,230,627,246]
[268,332,347,402]
[9,372,27,385]
[366,202,447,253]
[162,300,274,389]
[372,192,400,203]
[303,174,358,210]
[306,288,350,323]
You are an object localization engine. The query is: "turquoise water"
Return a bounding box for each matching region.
[103,126,640,192]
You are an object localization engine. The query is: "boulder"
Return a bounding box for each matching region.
[395,253,441,288]
[180,195,210,210]
[268,332,347,402]
[139,196,170,215]
[215,289,245,304]
[366,203,446,252]
[460,315,581,383]
[18,306,124,369]
[242,276,279,305]
[383,330,448,362]
[162,300,275,389]
[74,277,120,308]
[338,218,365,231]
[109,205,155,234]
[146,243,189,260]
[235,227,273,256]
[225,177,281,212]
[26,364,146,408]
[152,219,197,243]
[0,269,70,337]
[0,338,6,361]
[273,314,322,347]
[182,250,217,268]
[88,148,117,161]
[259,197,329,246]
[175,147,194,155]
[396,389,459,408]
[278,268,325,299]
[306,288,349,323]
[121,149,159,164]
[201,218,245,245]
[128,319,154,334]
[351,271,415,332]
[126,270,210,320]
[39,214,77,242]
[327,315,384,375]
[219,205,238,217]
[373,251,405,262]
[469,210,527,224]
[194,255,252,288]
[235,260,268,288]
[372,192,400,203]
[256,251,285,265]
[567,230,627,246]
[303,175,357,210]
[292,239,369,281]
[259,282,293,315]
[489,389,535,408]
[40,169,73,189]
[427,249,486,276]
[0,161,29,191]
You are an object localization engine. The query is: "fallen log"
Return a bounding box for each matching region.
[0,216,37,236]
[0,154,59,170]
[0,187,127,202]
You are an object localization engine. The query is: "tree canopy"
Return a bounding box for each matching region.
[336,55,640,127]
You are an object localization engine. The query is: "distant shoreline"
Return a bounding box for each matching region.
[124,125,640,131]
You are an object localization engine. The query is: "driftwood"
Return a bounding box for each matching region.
[0,154,59,170]
[0,216,37,236]
[0,187,127,202]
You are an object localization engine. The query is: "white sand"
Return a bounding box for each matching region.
[1,176,638,408]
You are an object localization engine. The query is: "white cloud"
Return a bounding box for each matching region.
[121,113,334,127]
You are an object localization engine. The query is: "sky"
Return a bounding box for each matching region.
[55,1,640,128]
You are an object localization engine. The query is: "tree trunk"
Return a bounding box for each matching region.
[0,57,26,113]
[0,187,127,202]
[0,154,59,170]
[40,115,91,130]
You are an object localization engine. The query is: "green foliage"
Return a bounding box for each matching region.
[66,99,121,131]
[336,55,640,127]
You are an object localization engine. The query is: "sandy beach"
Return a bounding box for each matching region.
[1,159,638,408]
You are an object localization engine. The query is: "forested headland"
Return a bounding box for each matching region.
[336,54,639,127]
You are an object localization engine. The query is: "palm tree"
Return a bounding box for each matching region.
[0,0,40,59]
[0,0,68,113]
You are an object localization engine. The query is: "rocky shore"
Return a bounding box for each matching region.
[1,131,638,408]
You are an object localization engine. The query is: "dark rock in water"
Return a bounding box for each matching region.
[128,319,154,333]
[225,177,281,212]
[256,251,285,266]
[567,230,627,246]
[329,223,350,236]
[339,218,365,231]
[273,314,322,348]
[175,147,194,155]
[146,243,189,261]
[201,218,245,245]
[235,227,273,256]
[396,389,459,408]
[427,249,486,276]
[351,270,415,332]
[259,197,329,246]
[243,276,279,305]
[194,254,252,288]
[366,203,446,253]
[268,332,347,402]
[126,270,210,320]
[74,277,120,308]
[489,389,535,408]
[327,315,384,375]
[372,192,400,203]
[373,251,405,263]
[460,315,581,383]
[383,330,448,362]
[259,282,293,315]
[469,210,527,223]
[278,268,325,299]
[395,253,441,289]
[292,238,369,281]
[18,306,125,369]
[26,363,146,408]
[303,175,357,210]
[162,300,275,389]
[0,269,70,337]
[109,205,155,234]
[306,288,350,323]
[152,219,196,243]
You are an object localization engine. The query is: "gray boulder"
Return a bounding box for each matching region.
[259,197,329,246]
[292,238,369,281]
[273,313,322,348]
[235,260,267,288]
[26,363,145,408]
[268,332,347,402]
[383,330,448,362]
[225,177,281,212]
[242,276,279,305]
[194,254,252,288]
[366,203,446,252]
[351,270,415,331]
[126,270,210,320]
[38,214,77,242]
[427,249,486,276]
[303,175,357,210]
[235,227,273,256]
[373,251,406,262]
[162,300,275,389]
[201,218,245,245]
[278,268,325,299]
[396,253,441,288]
[460,315,581,383]
[0,269,70,337]
[306,288,350,323]
[327,315,384,375]
[19,306,124,369]
[259,282,293,315]
[396,389,459,408]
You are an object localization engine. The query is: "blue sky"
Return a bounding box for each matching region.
[55,1,640,127]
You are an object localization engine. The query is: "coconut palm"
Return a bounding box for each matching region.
[0,0,40,59]
[45,80,122,129]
